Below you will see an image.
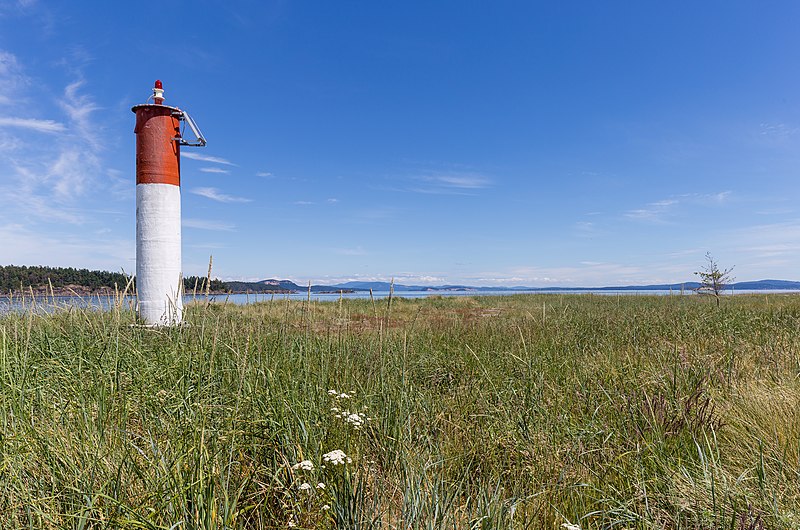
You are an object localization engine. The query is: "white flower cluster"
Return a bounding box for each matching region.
[291,459,326,493]
[296,480,326,493]
[328,389,356,399]
[322,449,352,466]
[291,460,314,471]
[330,407,370,429]
[328,389,371,430]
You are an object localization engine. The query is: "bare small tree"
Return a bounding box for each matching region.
[694,252,735,307]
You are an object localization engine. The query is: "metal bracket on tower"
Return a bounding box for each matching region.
[172,110,207,147]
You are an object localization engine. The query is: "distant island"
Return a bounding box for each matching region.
[225,278,800,294]
[3,265,800,296]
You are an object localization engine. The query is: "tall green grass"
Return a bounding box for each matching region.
[1,294,799,528]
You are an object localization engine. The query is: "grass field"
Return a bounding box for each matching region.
[1,294,799,529]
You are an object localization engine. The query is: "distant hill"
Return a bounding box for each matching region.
[728,279,800,290]
[226,279,355,293]
[9,265,799,296]
[234,278,800,293]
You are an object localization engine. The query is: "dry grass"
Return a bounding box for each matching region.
[1,293,799,528]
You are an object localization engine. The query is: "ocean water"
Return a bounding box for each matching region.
[2,288,797,315]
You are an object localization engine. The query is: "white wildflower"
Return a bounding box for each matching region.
[561,524,581,530]
[327,389,338,395]
[322,504,330,510]
[291,460,314,471]
[316,482,325,489]
[338,392,351,399]
[294,460,314,471]
[299,482,312,491]
[322,449,351,465]
[345,412,364,429]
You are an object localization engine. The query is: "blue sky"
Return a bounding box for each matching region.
[1,1,799,286]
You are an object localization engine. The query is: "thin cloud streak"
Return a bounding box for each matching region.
[60,79,101,148]
[0,116,65,132]
[182,152,236,165]
[625,199,678,222]
[625,192,731,223]
[410,171,492,193]
[183,218,236,231]
[396,170,493,195]
[0,50,27,106]
[190,187,251,203]
[429,174,491,189]
[199,167,230,174]
[334,246,367,256]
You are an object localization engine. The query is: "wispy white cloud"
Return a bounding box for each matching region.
[59,79,100,147]
[472,262,649,287]
[0,52,135,268]
[182,152,236,165]
[199,167,230,174]
[691,191,731,204]
[0,116,65,132]
[731,220,800,259]
[307,273,448,286]
[0,78,108,224]
[400,170,493,195]
[625,192,731,223]
[190,187,251,203]
[334,246,367,256]
[759,122,798,140]
[50,148,90,199]
[1,182,85,224]
[574,221,598,237]
[427,174,491,189]
[187,243,226,249]
[0,223,133,269]
[0,132,22,153]
[256,171,273,177]
[0,50,28,106]
[351,207,399,221]
[625,199,678,223]
[293,200,314,205]
[420,171,491,189]
[327,198,339,203]
[183,218,236,231]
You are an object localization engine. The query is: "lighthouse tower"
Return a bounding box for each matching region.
[132,81,205,326]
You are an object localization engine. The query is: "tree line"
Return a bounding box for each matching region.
[183,275,228,293]
[0,265,229,293]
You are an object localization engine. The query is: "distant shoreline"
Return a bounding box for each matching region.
[2,286,230,298]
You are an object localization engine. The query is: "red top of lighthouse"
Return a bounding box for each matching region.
[153,80,165,105]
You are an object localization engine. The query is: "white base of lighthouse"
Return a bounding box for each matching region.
[136,183,183,325]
